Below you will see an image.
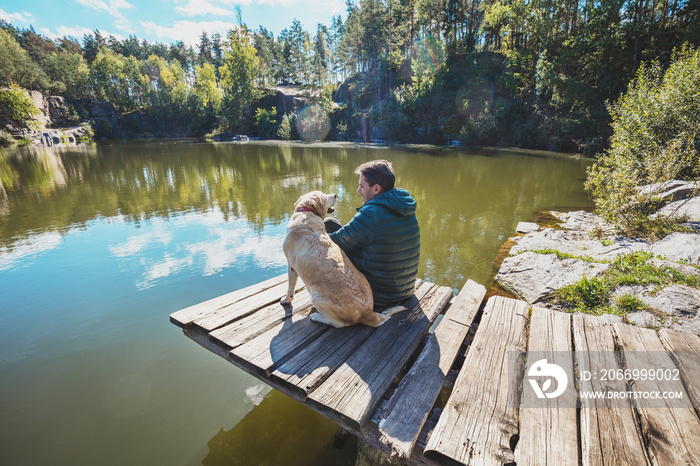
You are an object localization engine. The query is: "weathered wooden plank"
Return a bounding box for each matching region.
[169,273,287,328]
[424,296,528,466]
[306,284,454,430]
[229,310,329,378]
[516,306,578,466]
[377,280,487,462]
[660,329,700,418]
[614,323,700,465]
[193,280,298,332]
[269,282,436,398]
[209,290,313,351]
[573,314,647,466]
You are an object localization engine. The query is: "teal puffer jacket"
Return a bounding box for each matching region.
[329,188,420,308]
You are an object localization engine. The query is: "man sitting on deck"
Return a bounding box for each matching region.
[325,160,421,309]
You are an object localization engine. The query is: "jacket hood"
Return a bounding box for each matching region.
[365,188,417,216]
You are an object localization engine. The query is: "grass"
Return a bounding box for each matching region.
[527,249,605,263]
[614,294,649,312]
[553,251,700,315]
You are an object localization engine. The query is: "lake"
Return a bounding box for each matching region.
[0,140,592,465]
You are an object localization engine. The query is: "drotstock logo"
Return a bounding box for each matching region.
[527,359,568,399]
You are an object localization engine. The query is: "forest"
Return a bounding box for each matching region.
[0,0,698,152]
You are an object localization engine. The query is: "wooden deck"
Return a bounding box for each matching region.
[171,275,700,465]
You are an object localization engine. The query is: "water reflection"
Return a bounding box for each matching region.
[0,140,593,465]
[107,210,287,289]
[203,390,356,466]
[0,230,63,271]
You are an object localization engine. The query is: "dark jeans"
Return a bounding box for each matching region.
[324,217,343,234]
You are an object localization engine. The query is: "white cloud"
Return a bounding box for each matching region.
[74,0,134,18]
[0,8,34,24]
[175,0,237,17]
[74,0,134,34]
[40,25,125,41]
[141,19,238,46]
[44,25,93,40]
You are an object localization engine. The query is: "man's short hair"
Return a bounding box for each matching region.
[355,160,395,193]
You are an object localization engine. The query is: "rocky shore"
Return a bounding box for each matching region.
[495,180,700,335]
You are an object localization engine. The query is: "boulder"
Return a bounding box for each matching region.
[653,195,700,222]
[650,232,700,264]
[510,227,651,262]
[643,285,700,318]
[551,210,612,233]
[637,180,699,203]
[516,222,539,234]
[495,251,610,303]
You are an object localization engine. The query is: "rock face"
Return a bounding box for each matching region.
[495,180,700,335]
[26,126,92,146]
[497,251,610,303]
[1,88,95,146]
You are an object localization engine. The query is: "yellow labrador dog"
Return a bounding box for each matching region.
[281,191,405,328]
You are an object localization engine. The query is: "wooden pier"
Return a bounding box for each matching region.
[171,274,700,465]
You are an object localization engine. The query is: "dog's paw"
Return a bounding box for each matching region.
[280,296,293,305]
[310,312,332,325]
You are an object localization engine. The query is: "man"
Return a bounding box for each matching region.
[327,160,420,309]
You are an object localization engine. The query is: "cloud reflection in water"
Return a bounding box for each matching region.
[109,206,287,289]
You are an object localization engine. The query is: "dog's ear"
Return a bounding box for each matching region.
[293,195,303,210]
[308,194,327,217]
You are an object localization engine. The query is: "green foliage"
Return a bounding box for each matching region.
[614,294,649,312]
[43,51,90,98]
[1,0,699,145]
[254,107,278,139]
[412,35,445,88]
[80,123,95,142]
[0,85,39,121]
[586,45,700,231]
[193,63,222,112]
[608,251,700,289]
[220,26,261,126]
[554,251,700,314]
[621,215,693,241]
[0,129,16,147]
[277,113,294,140]
[529,249,603,263]
[91,118,116,139]
[556,276,612,312]
[0,28,47,89]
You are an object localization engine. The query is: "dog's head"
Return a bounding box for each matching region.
[294,191,337,217]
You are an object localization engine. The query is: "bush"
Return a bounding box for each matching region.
[0,129,16,147]
[0,85,39,124]
[586,45,700,232]
[254,107,278,139]
[277,113,294,140]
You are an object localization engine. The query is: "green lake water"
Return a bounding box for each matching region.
[0,140,592,465]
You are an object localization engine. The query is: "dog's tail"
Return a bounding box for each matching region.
[362,305,406,327]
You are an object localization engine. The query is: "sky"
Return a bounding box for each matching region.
[0,0,347,46]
